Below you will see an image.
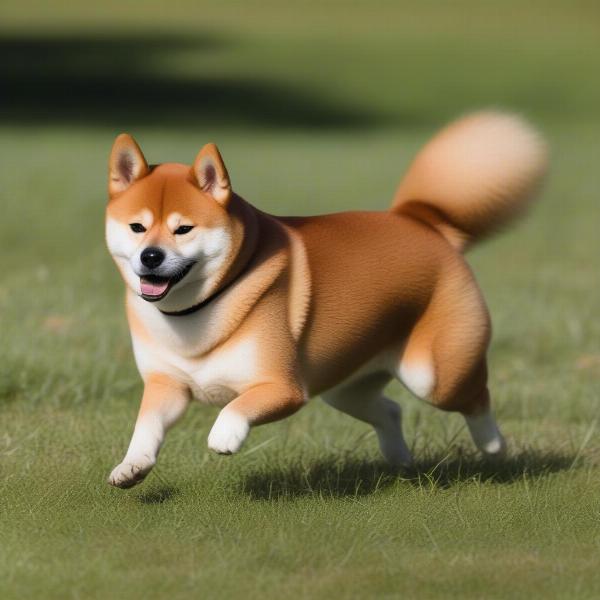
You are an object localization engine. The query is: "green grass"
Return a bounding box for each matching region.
[1,2,600,598]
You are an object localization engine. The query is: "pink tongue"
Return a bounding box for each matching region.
[140,278,169,297]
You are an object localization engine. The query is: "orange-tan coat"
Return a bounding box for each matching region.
[105,112,547,488]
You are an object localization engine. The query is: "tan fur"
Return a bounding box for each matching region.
[392,111,548,250]
[105,112,547,486]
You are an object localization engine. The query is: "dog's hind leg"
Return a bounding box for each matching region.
[322,372,413,467]
[395,271,506,458]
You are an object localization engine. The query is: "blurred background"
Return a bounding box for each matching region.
[3,0,598,405]
[1,2,599,597]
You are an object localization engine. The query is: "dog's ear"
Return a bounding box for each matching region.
[108,134,149,196]
[191,143,231,205]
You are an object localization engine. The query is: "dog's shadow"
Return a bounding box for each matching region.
[136,486,178,505]
[131,449,576,504]
[239,448,575,500]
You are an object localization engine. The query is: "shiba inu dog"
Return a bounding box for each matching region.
[105,112,547,488]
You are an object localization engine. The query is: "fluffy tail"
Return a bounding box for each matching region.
[391,111,548,251]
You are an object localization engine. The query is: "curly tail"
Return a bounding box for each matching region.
[391,111,548,252]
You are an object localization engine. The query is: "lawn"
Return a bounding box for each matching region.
[1,2,600,599]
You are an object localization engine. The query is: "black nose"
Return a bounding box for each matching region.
[140,247,165,269]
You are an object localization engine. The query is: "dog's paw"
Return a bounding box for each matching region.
[465,411,507,458]
[107,458,155,488]
[207,409,250,455]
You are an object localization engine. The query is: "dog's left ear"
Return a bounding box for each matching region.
[108,134,149,196]
[191,143,232,205]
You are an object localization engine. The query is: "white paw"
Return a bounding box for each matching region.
[465,411,507,458]
[108,457,155,488]
[207,409,250,455]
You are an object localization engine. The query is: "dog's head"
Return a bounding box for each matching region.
[105,134,246,312]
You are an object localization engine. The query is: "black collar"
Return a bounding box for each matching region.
[158,269,243,317]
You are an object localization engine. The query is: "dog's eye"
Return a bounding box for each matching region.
[129,223,146,233]
[174,225,194,235]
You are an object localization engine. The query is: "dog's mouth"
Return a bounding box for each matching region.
[139,263,195,302]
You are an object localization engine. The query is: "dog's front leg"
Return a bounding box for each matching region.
[208,382,305,455]
[108,373,190,488]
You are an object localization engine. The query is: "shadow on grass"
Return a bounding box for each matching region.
[0,32,390,130]
[240,448,575,500]
[136,486,178,505]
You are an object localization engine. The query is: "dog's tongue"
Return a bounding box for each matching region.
[140,277,169,297]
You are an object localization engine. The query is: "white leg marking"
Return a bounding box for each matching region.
[207,408,250,455]
[465,410,507,456]
[398,362,435,399]
[108,394,188,489]
[108,415,163,488]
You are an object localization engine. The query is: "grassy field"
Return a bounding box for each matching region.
[1,2,600,598]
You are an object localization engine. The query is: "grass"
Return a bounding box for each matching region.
[1,2,600,598]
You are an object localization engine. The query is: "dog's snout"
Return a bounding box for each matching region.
[141,247,166,269]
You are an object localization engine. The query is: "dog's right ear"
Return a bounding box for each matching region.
[108,134,149,196]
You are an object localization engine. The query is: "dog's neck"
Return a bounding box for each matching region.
[160,195,259,318]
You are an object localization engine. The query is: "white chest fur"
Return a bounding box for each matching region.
[129,297,261,406]
[132,332,260,406]
[187,337,259,405]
